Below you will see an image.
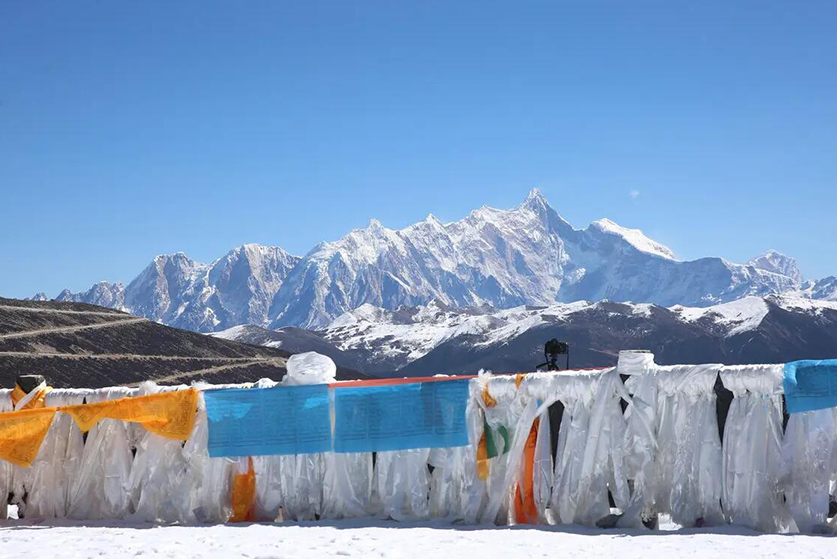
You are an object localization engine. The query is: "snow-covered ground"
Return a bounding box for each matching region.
[2,517,835,559]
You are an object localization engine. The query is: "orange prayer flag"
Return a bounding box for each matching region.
[513,417,540,525]
[63,388,198,440]
[230,457,256,523]
[0,407,58,468]
[477,430,490,480]
[481,383,497,408]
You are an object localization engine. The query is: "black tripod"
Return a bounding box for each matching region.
[535,338,569,371]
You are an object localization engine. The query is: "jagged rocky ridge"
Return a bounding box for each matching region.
[49,190,830,332]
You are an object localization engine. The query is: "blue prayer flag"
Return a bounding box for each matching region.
[204,384,331,458]
[784,359,837,413]
[333,379,470,453]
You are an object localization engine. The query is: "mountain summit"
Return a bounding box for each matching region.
[50,190,811,331]
[747,250,803,284]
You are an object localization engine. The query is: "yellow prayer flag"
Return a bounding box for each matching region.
[0,407,58,468]
[11,383,52,410]
[63,388,198,440]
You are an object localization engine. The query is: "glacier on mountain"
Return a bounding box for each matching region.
[50,190,824,332]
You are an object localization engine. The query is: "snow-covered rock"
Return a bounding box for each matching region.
[284,352,337,385]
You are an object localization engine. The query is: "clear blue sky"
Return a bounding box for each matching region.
[1,1,835,298]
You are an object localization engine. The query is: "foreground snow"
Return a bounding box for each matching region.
[2,517,835,559]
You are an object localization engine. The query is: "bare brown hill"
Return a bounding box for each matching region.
[0,297,363,388]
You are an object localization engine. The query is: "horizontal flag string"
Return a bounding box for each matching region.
[0,369,608,465]
[0,389,200,467]
[204,377,475,458]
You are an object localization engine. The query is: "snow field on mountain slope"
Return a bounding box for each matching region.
[673,294,837,337]
[674,297,771,336]
[3,518,836,559]
[324,302,586,362]
[326,295,802,360]
[590,218,678,260]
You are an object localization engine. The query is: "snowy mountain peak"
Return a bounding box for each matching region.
[153,251,191,264]
[521,187,549,208]
[234,242,282,255]
[465,204,495,223]
[515,188,557,224]
[55,281,125,309]
[220,243,298,267]
[748,250,802,285]
[589,218,677,260]
[525,187,546,201]
[55,288,74,300]
[146,252,207,280]
[322,218,405,264]
[347,218,396,239]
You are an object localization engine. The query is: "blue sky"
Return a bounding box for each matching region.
[1,0,835,298]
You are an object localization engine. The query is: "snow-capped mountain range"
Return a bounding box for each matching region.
[44,189,835,333]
